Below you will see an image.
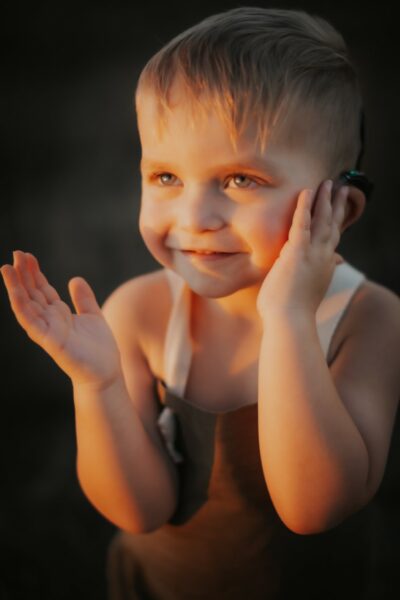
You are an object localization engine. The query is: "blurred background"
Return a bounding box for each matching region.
[1,1,399,598]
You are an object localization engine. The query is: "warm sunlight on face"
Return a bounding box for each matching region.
[136,79,327,300]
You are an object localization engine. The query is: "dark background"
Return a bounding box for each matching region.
[1,1,399,599]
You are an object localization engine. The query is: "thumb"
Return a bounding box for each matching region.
[68,277,103,316]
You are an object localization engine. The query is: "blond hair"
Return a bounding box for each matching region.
[135,6,363,177]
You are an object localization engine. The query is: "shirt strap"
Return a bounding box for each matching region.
[316,262,367,359]
[163,269,193,397]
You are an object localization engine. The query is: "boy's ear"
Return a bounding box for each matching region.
[340,186,366,233]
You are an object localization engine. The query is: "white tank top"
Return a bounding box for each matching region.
[162,261,366,399]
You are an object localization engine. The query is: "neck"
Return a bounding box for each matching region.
[200,280,263,327]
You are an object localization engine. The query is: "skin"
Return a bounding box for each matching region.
[137,83,355,323]
[1,79,399,534]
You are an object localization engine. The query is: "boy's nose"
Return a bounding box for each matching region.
[179,189,225,232]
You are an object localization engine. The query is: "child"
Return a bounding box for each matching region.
[2,6,400,600]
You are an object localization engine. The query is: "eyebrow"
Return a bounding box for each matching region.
[140,156,282,177]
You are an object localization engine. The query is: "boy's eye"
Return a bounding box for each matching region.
[154,172,178,186]
[151,172,260,189]
[225,174,258,189]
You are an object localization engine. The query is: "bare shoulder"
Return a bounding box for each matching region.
[330,276,400,377]
[101,268,170,317]
[329,278,400,500]
[343,278,400,383]
[101,268,171,355]
[345,278,400,339]
[100,268,173,456]
[328,278,400,363]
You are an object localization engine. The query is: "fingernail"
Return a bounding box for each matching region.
[325,180,333,193]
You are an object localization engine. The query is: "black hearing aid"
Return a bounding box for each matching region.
[336,111,374,201]
[337,169,374,201]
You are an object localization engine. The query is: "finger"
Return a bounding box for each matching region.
[288,189,313,246]
[19,252,71,322]
[14,250,37,291]
[332,186,349,228]
[328,186,349,253]
[0,264,48,340]
[68,277,103,316]
[25,252,61,304]
[13,251,48,309]
[311,180,333,244]
[1,262,45,319]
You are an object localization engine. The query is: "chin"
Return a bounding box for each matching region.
[179,269,259,299]
[189,283,236,299]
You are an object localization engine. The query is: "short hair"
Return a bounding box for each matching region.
[135,6,363,178]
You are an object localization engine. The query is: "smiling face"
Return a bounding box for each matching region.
[137,81,328,300]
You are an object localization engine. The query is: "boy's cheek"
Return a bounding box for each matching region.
[139,218,173,268]
[246,215,291,264]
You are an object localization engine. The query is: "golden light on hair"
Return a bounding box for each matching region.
[134,6,363,177]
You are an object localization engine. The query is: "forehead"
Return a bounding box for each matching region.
[137,85,253,146]
[137,89,272,168]
[136,84,324,178]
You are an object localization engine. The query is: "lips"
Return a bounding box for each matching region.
[182,250,233,255]
[179,249,240,262]
[181,250,239,258]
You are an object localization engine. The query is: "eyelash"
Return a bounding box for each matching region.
[150,172,262,190]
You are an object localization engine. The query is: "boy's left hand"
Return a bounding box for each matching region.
[256,180,349,318]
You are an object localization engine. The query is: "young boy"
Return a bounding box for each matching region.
[2,6,400,599]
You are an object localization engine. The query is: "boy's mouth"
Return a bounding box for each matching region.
[182,249,236,256]
[183,250,230,255]
[181,249,240,261]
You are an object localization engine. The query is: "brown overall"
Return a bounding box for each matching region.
[106,262,367,600]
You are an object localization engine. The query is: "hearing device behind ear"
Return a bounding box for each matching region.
[336,170,374,202]
[336,110,374,202]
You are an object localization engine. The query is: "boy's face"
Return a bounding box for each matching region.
[137,82,327,298]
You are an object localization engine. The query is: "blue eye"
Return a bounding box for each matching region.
[226,174,256,189]
[153,172,177,186]
[151,171,260,189]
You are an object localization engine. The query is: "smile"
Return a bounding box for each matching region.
[180,250,240,261]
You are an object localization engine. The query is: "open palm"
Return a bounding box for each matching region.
[1,251,121,387]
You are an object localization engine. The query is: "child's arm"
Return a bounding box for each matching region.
[1,251,178,533]
[256,183,400,534]
[73,370,179,534]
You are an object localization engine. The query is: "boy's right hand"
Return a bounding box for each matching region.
[1,250,122,389]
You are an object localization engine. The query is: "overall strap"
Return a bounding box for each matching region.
[163,269,193,398]
[316,261,367,359]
